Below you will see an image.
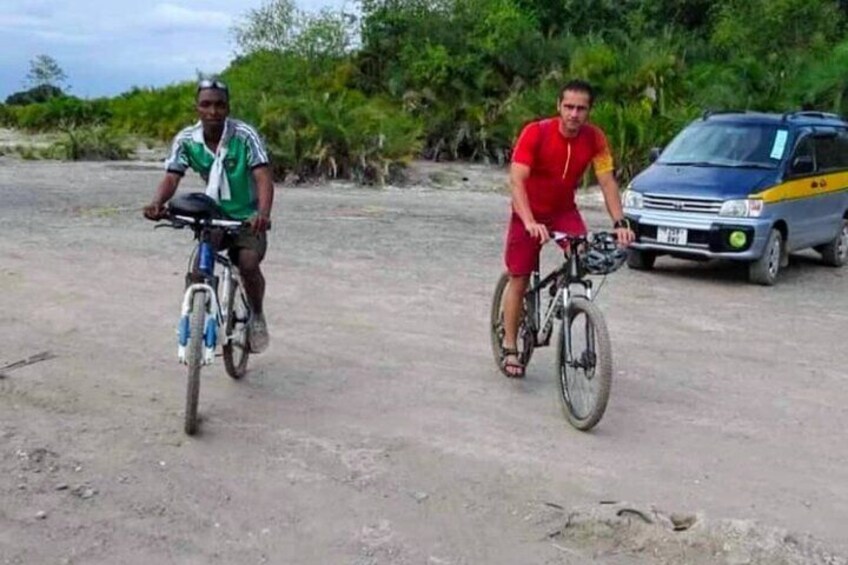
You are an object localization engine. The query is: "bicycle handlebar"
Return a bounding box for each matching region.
[550,230,617,244]
[154,213,246,232]
[172,214,244,228]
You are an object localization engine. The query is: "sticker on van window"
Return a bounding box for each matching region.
[770,130,788,159]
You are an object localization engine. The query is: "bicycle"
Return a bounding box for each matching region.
[490,231,626,431]
[154,193,253,435]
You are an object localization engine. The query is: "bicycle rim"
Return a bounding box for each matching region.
[185,290,206,435]
[223,280,250,379]
[556,298,612,431]
[490,273,534,376]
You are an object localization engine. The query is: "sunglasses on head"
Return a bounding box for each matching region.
[197,79,228,93]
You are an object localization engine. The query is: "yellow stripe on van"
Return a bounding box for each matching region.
[753,171,848,203]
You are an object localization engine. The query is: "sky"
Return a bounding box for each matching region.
[0,0,347,101]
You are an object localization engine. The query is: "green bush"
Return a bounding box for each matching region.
[5,85,64,106]
[107,84,195,141]
[258,89,422,183]
[47,125,132,160]
[9,96,111,131]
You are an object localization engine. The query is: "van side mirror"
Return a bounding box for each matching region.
[790,155,814,176]
[648,147,662,163]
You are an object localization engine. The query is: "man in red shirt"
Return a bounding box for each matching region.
[501,79,634,377]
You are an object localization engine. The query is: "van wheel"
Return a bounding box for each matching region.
[627,249,656,270]
[819,219,848,267]
[749,229,782,286]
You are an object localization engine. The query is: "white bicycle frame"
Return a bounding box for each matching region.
[174,214,243,366]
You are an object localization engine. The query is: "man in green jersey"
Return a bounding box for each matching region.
[143,78,275,353]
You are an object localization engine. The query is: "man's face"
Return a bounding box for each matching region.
[557,90,591,135]
[196,89,229,127]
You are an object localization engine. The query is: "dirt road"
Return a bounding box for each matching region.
[2,159,847,564]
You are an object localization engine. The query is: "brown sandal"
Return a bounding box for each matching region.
[501,348,525,378]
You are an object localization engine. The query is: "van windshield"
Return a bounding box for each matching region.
[658,122,785,169]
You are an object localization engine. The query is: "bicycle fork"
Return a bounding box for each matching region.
[561,285,596,373]
[177,284,221,365]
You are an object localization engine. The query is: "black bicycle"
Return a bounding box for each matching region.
[154,193,253,435]
[490,231,626,431]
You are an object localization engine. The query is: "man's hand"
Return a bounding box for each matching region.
[248,211,271,235]
[614,225,635,246]
[524,221,550,243]
[143,202,166,221]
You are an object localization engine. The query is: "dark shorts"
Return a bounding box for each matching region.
[504,209,586,276]
[218,226,267,265]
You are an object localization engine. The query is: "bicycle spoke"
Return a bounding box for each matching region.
[564,311,598,419]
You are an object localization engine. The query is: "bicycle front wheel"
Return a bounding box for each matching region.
[556,297,612,431]
[223,278,250,379]
[185,290,206,435]
[490,272,534,377]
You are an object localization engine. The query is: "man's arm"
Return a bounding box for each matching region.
[510,164,549,244]
[248,165,274,234]
[143,172,182,220]
[596,170,634,245]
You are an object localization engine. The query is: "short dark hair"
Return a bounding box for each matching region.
[196,78,229,101]
[559,80,594,106]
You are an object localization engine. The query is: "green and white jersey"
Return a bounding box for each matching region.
[164,119,270,220]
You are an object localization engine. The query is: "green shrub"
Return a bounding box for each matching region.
[258,89,422,183]
[10,96,111,131]
[47,125,132,160]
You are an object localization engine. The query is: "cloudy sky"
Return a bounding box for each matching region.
[0,0,346,100]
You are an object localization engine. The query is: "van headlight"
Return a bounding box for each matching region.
[623,190,643,209]
[719,199,764,217]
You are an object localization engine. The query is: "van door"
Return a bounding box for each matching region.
[782,133,820,250]
[809,128,848,245]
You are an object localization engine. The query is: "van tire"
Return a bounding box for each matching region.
[627,249,656,270]
[748,229,782,286]
[819,220,848,267]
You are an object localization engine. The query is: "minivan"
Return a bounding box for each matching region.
[622,110,848,285]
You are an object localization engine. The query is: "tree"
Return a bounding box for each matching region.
[26,54,67,89]
[231,0,354,60]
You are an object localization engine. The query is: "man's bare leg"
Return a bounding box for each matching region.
[239,248,269,353]
[502,274,529,377]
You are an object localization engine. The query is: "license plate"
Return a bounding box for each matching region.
[657,226,688,245]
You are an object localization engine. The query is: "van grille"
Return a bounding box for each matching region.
[643,194,723,214]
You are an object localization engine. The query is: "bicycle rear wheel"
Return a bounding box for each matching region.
[222,277,251,379]
[185,290,206,435]
[490,272,534,376]
[556,297,612,431]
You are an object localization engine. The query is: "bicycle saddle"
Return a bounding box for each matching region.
[167,192,222,219]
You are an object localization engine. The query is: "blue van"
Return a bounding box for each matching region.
[622,110,848,285]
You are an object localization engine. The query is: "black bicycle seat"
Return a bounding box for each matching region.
[167,192,222,219]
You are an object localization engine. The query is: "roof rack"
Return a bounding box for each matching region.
[781,110,843,122]
[702,109,748,120]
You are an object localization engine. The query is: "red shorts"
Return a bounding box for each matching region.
[504,209,587,276]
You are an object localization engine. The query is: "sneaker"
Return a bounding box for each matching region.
[249,313,270,354]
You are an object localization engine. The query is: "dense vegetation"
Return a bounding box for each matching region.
[2,0,847,183]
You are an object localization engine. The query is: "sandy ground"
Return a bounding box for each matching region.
[1,156,847,565]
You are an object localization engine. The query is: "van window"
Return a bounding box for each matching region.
[814,130,848,172]
[658,122,782,169]
[787,136,816,176]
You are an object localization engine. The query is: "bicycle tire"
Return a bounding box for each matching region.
[223,277,250,379]
[489,272,534,377]
[556,297,612,431]
[185,291,205,435]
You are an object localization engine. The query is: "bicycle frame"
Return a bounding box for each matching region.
[524,240,594,349]
[173,215,244,366]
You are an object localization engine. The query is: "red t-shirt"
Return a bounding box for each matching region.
[511,118,614,217]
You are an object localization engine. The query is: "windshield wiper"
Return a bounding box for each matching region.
[723,162,775,169]
[660,161,723,167]
[660,160,774,169]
